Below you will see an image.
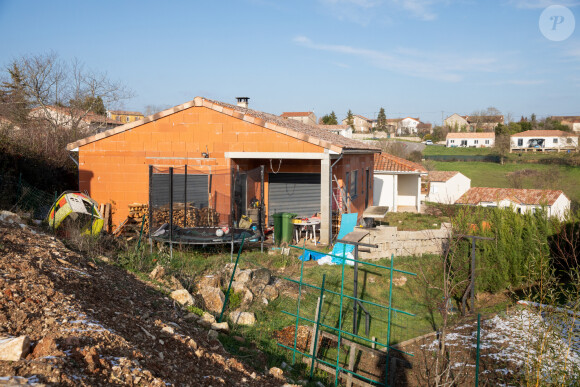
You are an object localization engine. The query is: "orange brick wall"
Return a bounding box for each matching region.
[79,106,326,226]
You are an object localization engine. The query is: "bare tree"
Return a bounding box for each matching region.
[415,231,472,386]
[10,52,132,138]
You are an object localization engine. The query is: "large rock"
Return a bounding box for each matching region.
[31,335,58,359]
[234,269,252,284]
[198,312,216,328]
[211,321,229,333]
[251,268,271,286]
[198,275,221,290]
[149,265,166,281]
[263,285,279,301]
[0,336,30,361]
[170,289,195,306]
[200,287,225,313]
[230,311,256,326]
[168,275,184,290]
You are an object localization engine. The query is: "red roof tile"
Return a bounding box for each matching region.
[67,97,380,152]
[446,132,495,139]
[280,112,313,117]
[374,153,427,173]
[511,130,576,137]
[426,171,460,182]
[455,187,565,206]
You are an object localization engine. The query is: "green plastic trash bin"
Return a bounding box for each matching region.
[281,213,297,244]
[272,213,283,245]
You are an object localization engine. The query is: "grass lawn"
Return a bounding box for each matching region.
[380,211,449,231]
[423,145,493,156]
[431,161,580,203]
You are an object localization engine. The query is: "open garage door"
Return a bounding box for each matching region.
[268,173,320,223]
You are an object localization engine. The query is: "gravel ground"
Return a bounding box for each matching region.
[0,217,285,386]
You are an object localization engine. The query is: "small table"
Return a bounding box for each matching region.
[293,218,321,243]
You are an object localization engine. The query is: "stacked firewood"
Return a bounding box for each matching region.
[118,203,220,237]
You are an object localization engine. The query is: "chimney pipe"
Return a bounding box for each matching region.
[236,97,249,108]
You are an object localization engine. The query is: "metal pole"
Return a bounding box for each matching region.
[471,238,476,312]
[260,165,265,253]
[335,244,347,386]
[184,165,187,228]
[137,214,146,251]
[219,236,246,323]
[148,165,153,240]
[353,244,359,335]
[475,313,481,386]
[292,240,306,365]
[385,254,395,386]
[169,167,174,260]
[310,274,326,380]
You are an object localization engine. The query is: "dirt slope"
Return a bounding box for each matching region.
[0,218,282,386]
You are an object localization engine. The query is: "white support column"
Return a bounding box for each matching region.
[393,175,398,212]
[320,152,331,244]
[416,175,421,213]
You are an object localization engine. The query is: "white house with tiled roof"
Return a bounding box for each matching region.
[424,171,471,204]
[510,130,578,152]
[373,153,427,212]
[397,117,421,136]
[446,132,495,148]
[455,187,570,220]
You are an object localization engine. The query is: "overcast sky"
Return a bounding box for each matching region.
[1,0,579,125]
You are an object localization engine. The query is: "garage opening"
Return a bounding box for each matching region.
[268,172,320,223]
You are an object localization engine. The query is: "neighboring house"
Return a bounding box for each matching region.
[66,97,379,244]
[455,187,570,220]
[550,116,580,133]
[343,114,373,133]
[317,124,352,138]
[510,130,579,152]
[444,113,469,131]
[107,110,144,124]
[446,132,495,147]
[396,117,421,136]
[280,111,317,126]
[424,171,471,204]
[30,106,119,132]
[444,113,504,131]
[373,153,427,213]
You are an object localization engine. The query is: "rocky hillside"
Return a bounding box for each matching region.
[0,212,285,386]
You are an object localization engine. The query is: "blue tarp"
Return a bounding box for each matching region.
[298,213,358,264]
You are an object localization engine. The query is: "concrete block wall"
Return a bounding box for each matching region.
[359,223,452,260]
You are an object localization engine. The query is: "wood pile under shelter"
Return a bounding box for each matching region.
[116,203,221,237]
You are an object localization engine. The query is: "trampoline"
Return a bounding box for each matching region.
[150,224,260,245]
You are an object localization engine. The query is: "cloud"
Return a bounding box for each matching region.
[508,0,580,9]
[394,0,439,20]
[293,35,506,82]
[318,0,451,23]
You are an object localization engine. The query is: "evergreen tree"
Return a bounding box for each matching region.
[346,109,354,129]
[321,111,338,125]
[377,107,387,131]
[1,63,30,125]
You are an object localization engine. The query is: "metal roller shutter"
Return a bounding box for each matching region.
[151,174,209,208]
[268,173,320,223]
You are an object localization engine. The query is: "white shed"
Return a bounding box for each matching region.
[373,153,427,212]
[425,171,471,204]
